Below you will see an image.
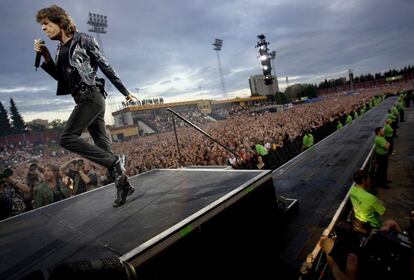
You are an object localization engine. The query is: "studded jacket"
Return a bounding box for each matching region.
[41,32,129,97]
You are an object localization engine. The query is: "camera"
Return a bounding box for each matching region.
[74,159,84,168]
[329,222,412,279]
[29,163,37,171]
[0,168,13,179]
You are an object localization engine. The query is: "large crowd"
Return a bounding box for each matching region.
[0,82,413,220]
[115,90,376,171]
[143,110,212,133]
[1,83,414,278]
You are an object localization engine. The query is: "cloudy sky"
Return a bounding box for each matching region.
[0,0,413,124]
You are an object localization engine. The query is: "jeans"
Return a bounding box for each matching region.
[59,87,116,168]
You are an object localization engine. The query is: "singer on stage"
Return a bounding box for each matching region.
[34,5,137,207]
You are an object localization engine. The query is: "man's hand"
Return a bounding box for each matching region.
[34,39,52,62]
[77,163,84,172]
[320,237,358,280]
[125,93,138,104]
[4,176,16,185]
[380,219,402,233]
[327,253,358,280]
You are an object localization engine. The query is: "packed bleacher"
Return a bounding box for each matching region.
[143,110,212,133]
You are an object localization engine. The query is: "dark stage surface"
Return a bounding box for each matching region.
[273,96,397,267]
[0,169,270,279]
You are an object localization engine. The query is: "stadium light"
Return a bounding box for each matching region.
[87,13,108,34]
[270,50,277,78]
[212,38,226,94]
[255,34,273,85]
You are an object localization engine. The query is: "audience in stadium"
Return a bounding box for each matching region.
[0,88,408,219]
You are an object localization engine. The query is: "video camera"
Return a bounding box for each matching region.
[329,222,412,279]
[29,163,37,171]
[73,159,84,167]
[0,167,13,180]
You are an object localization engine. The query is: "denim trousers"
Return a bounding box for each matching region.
[59,88,115,169]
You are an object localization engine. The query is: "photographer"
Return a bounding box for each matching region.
[60,158,98,195]
[0,165,31,220]
[24,161,44,210]
[321,219,413,280]
[34,164,70,208]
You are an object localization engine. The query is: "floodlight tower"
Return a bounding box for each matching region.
[87,13,116,117]
[87,13,107,49]
[349,68,354,91]
[270,50,277,77]
[255,34,273,85]
[212,39,226,95]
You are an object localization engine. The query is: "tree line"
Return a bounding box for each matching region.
[318,65,414,90]
[282,65,414,101]
[0,98,67,137]
[0,98,26,136]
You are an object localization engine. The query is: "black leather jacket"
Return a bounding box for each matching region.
[41,32,129,97]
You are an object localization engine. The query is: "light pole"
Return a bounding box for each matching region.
[212,39,226,95]
[270,50,277,78]
[349,68,354,91]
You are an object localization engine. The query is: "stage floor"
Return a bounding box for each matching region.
[0,169,270,279]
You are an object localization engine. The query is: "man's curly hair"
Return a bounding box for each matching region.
[36,5,77,35]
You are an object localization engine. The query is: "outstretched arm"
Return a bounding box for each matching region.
[4,177,30,193]
[60,158,78,173]
[87,38,139,103]
[88,38,129,95]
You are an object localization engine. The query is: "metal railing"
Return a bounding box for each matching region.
[167,108,238,166]
[299,145,376,278]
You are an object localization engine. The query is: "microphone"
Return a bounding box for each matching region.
[35,39,44,71]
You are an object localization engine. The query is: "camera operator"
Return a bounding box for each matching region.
[24,161,44,210]
[0,165,31,220]
[321,219,413,280]
[60,158,97,195]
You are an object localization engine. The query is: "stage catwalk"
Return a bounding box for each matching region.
[273,96,397,267]
[0,169,274,279]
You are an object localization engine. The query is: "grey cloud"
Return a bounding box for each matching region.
[160,80,172,85]
[0,0,413,121]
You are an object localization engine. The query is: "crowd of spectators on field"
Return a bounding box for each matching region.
[1,85,412,220]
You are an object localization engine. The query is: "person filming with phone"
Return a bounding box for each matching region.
[60,158,97,195]
[0,165,31,220]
